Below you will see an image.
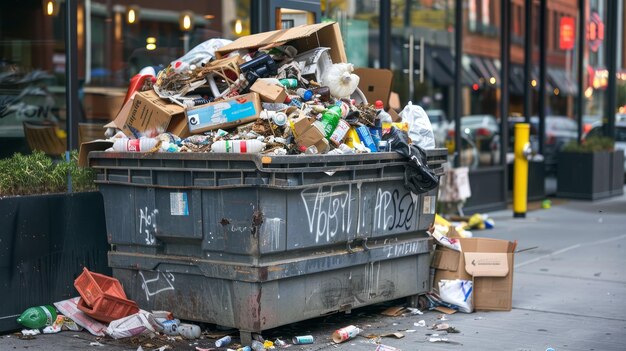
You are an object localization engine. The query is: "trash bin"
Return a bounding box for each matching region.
[89,150,446,342]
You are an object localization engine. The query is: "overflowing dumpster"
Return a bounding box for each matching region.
[89,149,445,342]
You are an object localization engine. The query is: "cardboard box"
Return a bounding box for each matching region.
[250,80,287,103]
[186,93,261,133]
[78,140,114,168]
[431,237,516,311]
[105,91,185,138]
[290,113,329,153]
[354,68,393,110]
[216,22,347,64]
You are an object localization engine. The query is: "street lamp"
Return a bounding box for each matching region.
[179,11,194,53]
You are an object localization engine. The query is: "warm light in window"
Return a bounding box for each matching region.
[179,11,194,32]
[584,87,593,98]
[43,0,59,16]
[531,80,537,87]
[235,19,243,35]
[46,1,54,15]
[489,77,496,85]
[146,37,156,50]
[127,7,139,24]
[554,88,559,95]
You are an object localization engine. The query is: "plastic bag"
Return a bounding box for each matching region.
[383,127,439,195]
[321,63,360,99]
[169,38,233,71]
[106,312,161,339]
[438,279,473,313]
[399,102,435,149]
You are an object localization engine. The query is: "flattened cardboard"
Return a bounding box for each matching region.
[216,22,347,64]
[105,90,185,138]
[433,306,457,315]
[380,306,405,317]
[355,68,393,110]
[186,93,261,133]
[250,80,287,103]
[432,237,516,311]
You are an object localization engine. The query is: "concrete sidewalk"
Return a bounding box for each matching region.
[1,192,625,350]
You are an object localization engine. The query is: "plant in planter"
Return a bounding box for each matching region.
[557,136,624,200]
[0,151,109,333]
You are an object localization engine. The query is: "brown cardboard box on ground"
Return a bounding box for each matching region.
[250,80,287,103]
[105,90,186,138]
[431,237,516,311]
[216,22,347,64]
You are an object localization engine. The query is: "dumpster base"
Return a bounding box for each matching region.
[111,244,430,339]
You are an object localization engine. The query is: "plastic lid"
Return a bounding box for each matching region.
[374,100,384,109]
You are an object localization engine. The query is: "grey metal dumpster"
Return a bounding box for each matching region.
[89,150,446,342]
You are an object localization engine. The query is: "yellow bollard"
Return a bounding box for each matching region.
[513,123,531,218]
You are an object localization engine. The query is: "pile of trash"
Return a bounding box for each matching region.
[88,22,436,157]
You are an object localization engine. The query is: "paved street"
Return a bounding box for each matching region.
[1,190,625,351]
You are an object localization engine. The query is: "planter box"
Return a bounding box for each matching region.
[556,150,622,200]
[0,192,110,333]
[610,150,625,196]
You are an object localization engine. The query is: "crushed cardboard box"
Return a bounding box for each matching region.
[250,80,287,103]
[431,237,516,311]
[186,92,261,133]
[216,22,347,64]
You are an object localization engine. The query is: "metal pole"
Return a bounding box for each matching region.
[605,0,617,139]
[523,0,532,123]
[380,0,391,69]
[65,0,80,192]
[538,0,547,154]
[454,0,463,168]
[501,0,510,198]
[251,0,268,33]
[576,0,585,143]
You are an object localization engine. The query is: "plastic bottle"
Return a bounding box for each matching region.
[157,318,180,335]
[16,305,57,329]
[296,88,314,101]
[215,335,232,347]
[211,140,266,153]
[303,145,318,154]
[331,325,361,343]
[237,347,252,351]
[250,340,266,351]
[178,323,201,339]
[319,106,342,139]
[278,78,298,88]
[112,137,159,152]
[329,119,351,146]
[355,125,378,152]
[375,100,393,123]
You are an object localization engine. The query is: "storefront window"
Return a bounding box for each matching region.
[0,1,67,159]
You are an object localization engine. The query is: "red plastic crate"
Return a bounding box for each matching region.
[77,295,139,323]
[74,267,127,306]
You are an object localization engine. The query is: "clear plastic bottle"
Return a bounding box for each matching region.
[375,100,393,123]
[211,140,266,153]
[250,340,266,351]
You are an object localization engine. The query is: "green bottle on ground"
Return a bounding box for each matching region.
[16,305,57,329]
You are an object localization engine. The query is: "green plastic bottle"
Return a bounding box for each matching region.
[16,305,57,329]
[319,106,342,139]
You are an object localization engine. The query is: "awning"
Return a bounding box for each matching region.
[423,45,454,86]
[547,68,578,96]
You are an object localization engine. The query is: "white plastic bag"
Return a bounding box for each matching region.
[169,38,233,71]
[106,312,161,339]
[321,63,360,99]
[438,279,473,313]
[400,102,436,149]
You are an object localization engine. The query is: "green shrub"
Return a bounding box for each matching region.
[0,151,96,196]
[562,136,615,153]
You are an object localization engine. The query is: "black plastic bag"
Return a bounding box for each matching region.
[383,127,439,194]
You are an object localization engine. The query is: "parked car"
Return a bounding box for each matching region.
[426,109,448,148]
[445,114,501,167]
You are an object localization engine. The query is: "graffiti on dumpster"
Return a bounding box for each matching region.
[301,186,353,243]
[139,270,175,301]
[139,207,159,245]
[374,189,419,231]
[382,238,421,258]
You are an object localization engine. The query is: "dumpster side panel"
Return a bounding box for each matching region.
[111,251,430,332]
